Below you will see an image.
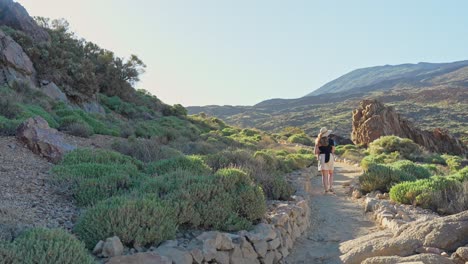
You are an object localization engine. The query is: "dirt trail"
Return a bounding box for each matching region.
[285,162,379,264]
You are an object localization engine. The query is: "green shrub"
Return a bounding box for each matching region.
[137,169,266,231]
[202,149,295,200]
[450,167,468,182]
[0,116,21,136]
[10,228,94,264]
[74,195,177,248]
[268,175,295,200]
[146,156,211,175]
[62,122,94,138]
[334,144,357,156]
[56,108,118,136]
[52,163,140,206]
[297,148,313,154]
[61,148,143,169]
[0,93,22,119]
[390,176,462,210]
[253,150,280,170]
[221,127,238,136]
[428,180,468,214]
[390,160,431,179]
[369,136,422,160]
[287,133,313,146]
[359,164,415,193]
[112,138,183,163]
[360,152,400,170]
[341,148,366,163]
[442,154,463,172]
[18,104,59,128]
[279,153,315,172]
[422,153,446,165]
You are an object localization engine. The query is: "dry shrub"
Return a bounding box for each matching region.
[430,180,468,215]
[112,138,182,163]
[62,122,93,138]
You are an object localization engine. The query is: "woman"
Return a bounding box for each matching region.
[314,127,335,194]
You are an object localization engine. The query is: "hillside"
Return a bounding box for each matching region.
[306,61,468,96]
[187,63,468,143]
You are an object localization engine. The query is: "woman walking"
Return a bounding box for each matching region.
[314,127,335,194]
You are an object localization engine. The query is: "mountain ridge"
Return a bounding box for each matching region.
[305,60,468,96]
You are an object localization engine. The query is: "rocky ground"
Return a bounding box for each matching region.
[0,136,76,240]
[0,134,117,241]
[285,163,380,263]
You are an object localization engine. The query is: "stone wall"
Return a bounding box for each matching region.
[102,168,314,264]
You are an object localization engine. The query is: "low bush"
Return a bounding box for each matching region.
[266,174,295,200]
[53,163,140,206]
[389,176,463,211]
[442,154,463,172]
[202,149,297,200]
[279,153,315,172]
[360,152,400,170]
[390,160,432,179]
[334,144,357,156]
[137,169,266,231]
[340,148,366,163]
[0,93,22,119]
[112,138,182,163]
[61,148,143,169]
[74,195,177,248]
[56,107,118,136]
[428,180,468,214]
[0,116,21,136]
[62,122,94,138]
[368,136,422,160]
[18,104,59,128]
[287,133,313,146]
[9,228,94,264]
[422,153,446,165]
[359,164,415,193]
[145,156,211,175]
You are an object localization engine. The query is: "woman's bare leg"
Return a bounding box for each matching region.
[328,170,334,192]
[321,170,328,193]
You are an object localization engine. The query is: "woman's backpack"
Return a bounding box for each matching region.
[319,136,329,147]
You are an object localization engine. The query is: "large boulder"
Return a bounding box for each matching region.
[0,29,36,87]
[340,211,468,264]
[16,116,75,163]
[0,0,50,42]
[352,99,467,155]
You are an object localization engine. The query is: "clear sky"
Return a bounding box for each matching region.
[16,0,468,106]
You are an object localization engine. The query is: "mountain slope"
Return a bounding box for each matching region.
[187,61,468,143]
[306,61,468,96]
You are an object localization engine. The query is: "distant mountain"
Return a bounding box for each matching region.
[306,61,468,96]
[187,61,468,143]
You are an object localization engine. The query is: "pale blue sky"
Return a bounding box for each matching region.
[17,0,468,106]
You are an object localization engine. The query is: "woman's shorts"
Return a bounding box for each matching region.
[318,153,334,171]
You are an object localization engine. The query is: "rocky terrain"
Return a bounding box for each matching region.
[352,99,467,155]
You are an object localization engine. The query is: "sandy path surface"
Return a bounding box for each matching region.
[285,162,379,264]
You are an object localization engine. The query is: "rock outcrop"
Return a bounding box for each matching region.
[0,0,50,42]
[352,99,467,155]
[340,210,468,264]
[0,29,36,87]
[16,116,75,163]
